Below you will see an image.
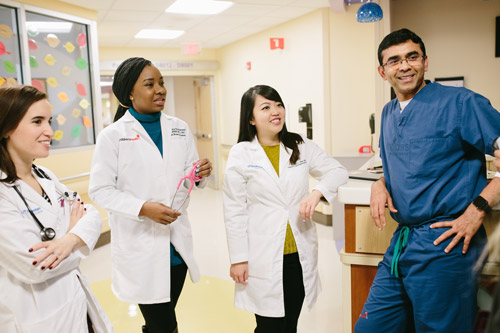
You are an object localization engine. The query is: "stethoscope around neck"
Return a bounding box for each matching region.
[13,165,57,241]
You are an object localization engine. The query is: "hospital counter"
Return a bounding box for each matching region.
[338,179,500,333]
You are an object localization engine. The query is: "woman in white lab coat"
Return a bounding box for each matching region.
[0,85,112,332]
[223,85,348,332]
[89,57,212,333]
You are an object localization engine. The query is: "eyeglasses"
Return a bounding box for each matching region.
[383,54,425,69]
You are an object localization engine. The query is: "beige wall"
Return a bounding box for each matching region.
[215,4,392,155]
[98,47,218,76]
[329,3,384,154]
[98,47,218,62]
[216,9,331,150]
[391,0,500,110]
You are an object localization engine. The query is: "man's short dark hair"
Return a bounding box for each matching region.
[377,28,426,66]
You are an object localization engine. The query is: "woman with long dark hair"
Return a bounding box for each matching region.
[223,85,348,332]
[89,57,212,333]
[0,85,112,332]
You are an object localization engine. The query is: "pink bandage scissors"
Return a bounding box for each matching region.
[170,164,202,211]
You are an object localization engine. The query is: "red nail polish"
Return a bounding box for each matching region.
[28,248,33,252]
[32,261,37,265]
[84,208,87,211]
[77,198,80,202]
[49,266,53,270]
[41,266,45,270]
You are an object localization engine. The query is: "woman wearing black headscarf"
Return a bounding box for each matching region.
[89,57,212,333]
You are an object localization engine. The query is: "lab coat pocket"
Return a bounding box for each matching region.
[114,217,155,252]
[409,137,448,178]
[21,287,87,333]
[247,234,273,279]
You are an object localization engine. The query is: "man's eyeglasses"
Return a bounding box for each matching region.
[383,54,425,69]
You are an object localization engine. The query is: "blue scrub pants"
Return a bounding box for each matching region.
[355,222,487,333]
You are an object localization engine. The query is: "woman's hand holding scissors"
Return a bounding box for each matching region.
[194,158,212,178]
[29,199,86,270]
[140,202,181,225]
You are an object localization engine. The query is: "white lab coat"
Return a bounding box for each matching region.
[223,136,348,317]
[0,167,113,333]
[89,111,204,304]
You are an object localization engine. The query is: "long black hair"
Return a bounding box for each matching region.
[238,85,303,164]
[0,85,47,183]
[112,57,152,122]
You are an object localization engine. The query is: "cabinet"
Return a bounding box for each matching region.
[341,204,397,332]
[339,180,500,333]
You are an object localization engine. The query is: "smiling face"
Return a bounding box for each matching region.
[250,94,285,145]
[6,99,53,165]
[129,64,166,114]
[378,40,428,101]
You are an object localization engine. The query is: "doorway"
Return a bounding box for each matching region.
[165,75,218,189]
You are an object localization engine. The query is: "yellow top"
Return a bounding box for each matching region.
[261,145,298,255]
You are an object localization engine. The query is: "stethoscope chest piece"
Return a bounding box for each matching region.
[40,227,56,241]
[13,167,59,242]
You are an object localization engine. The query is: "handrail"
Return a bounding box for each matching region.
[59,172,90,182]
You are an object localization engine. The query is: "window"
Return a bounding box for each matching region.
[0,1,101,149]
[0,4,23,85]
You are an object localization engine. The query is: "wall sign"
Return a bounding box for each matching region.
[100,60,219,71]
[270,37,284,50]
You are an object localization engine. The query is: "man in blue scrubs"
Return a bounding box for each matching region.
[355,29,500,333]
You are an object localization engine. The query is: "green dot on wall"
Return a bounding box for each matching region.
[71,124,82,138]
[29,56,38,68]
[3,60,15,73]
[75,58,88,70]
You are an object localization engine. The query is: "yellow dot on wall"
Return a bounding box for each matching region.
[46,77,58,88]
[44,54,56,66]
[72,108,81,118]
[53,130,63,141]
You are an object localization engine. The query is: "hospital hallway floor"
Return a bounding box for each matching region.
[80,187,344,332]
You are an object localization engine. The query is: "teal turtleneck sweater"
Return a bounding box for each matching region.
[129,107,184,266]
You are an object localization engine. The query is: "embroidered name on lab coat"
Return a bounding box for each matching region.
[171,128,186,137]
[21,207,41,215]
[247,165,264,169]
[288,159,307,168]
[119,134,140,141]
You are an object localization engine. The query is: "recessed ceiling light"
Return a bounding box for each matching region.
[135,29,185,39]
[166,0,234,15]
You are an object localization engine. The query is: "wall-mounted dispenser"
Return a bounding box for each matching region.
[369,113,375,153]
[298,103,312,139]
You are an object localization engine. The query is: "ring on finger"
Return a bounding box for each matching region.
[53,253,60,259]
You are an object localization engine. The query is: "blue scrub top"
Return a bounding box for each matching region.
[379,81,500,225]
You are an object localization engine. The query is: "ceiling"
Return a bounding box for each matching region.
[59,0,337,49]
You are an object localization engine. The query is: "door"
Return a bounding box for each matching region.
[194,77,216,188]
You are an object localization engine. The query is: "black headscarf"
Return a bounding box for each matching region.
[112,57,152,122]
